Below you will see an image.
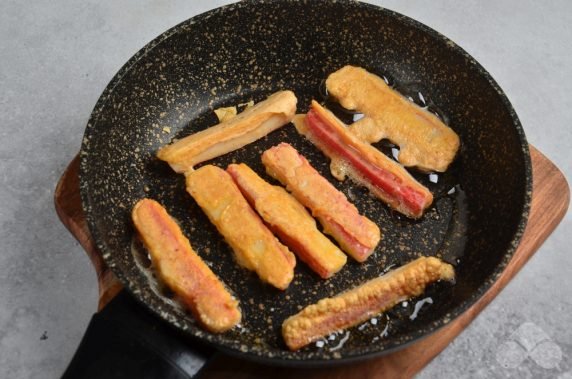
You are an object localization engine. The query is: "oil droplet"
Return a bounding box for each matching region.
[131,237,152,269]
[330,331,350,351]
[353,113,364,122]
[410,297,434,320]
[380,320,390,337]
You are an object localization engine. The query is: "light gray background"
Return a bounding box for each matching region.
[1,1,570,378]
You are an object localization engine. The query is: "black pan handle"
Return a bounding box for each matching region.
[61,290,216,379]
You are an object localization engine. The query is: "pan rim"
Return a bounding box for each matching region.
[79,0,532,366]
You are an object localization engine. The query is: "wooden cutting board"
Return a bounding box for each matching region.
[54,146,569,379]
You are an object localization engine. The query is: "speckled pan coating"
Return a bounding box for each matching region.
[79,0,532,365]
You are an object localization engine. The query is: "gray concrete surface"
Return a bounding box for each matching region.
[0,1,570,378]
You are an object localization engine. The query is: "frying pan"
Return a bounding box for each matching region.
[66,0,531,376]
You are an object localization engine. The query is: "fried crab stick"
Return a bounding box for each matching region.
[132,198,241,333]
[294,101,433,219]
[326,65,460,172]
[186,165,296,290]
[282,256,455,350]
[262,143,380,262]
[157,90,297,173]
[227,163,347,279]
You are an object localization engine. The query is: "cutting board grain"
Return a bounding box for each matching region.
[54,146,569,379]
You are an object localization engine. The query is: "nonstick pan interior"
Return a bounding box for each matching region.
[79,0,531,364]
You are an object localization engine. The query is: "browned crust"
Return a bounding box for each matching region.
[262,143,381,262]
[186,165,295,290]
[227,163,347,279]
[282,256,455,350]
[132,198,241,333]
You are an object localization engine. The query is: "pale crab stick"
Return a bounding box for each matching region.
[157,90,297,173]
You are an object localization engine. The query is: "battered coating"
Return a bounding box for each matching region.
[227,163,347,279]
[186,165,296,290]
[132,198,241,333]
[326,65,460,172]
[157,90,297,173]
[295,101,433,219]
[282,257,455,350]
[262,143,380,262]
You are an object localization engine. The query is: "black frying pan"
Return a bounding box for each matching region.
[67,0,531,376]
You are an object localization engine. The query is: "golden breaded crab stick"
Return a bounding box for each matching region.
[282,256,455,350]
[326,65,460,172]
[186,165,296,290]
[132,198,241,333]
[227,163,347,279]
[157,90,297,173]
[262,143,380,262]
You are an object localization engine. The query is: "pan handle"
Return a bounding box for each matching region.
[61,290,215,379]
